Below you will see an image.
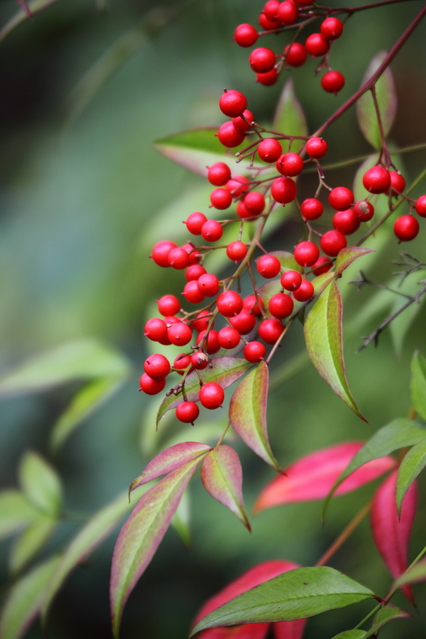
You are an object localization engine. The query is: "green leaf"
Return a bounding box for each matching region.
[269,250,302,272]
[0,339,130,397]
[272,78,308,152]
[410,350,426,422]
[190,566,375,635]
[0,491,37,541]
[229,361,280,471]
[156,357,251,426]
[110,458,202,638]
[335,247,375,278]
[50,377,124,452]
[394,558,426,588]
[10,516,57,576]
[19,452,62,518]
[171,490,191,547]
[0,556,60,639]
[356,52,397,149]
[304,279,365,420]
[330,632,366,639]
[363,603,410,638]
[396,440,426,514]
[323,419,426,518]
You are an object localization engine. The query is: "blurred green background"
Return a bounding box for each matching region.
[0,0,425,637]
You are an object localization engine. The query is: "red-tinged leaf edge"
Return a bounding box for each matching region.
[394,557,426,588]
[334,247,375,278]
[16,0,32,16]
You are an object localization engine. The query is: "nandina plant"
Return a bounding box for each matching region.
[0,1,426,639]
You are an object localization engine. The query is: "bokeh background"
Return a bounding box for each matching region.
[0,0,425,637]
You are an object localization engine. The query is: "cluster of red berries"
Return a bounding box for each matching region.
[233,2,345,93]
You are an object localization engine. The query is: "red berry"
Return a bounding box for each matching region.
[210,188,233,210]
[258,12,279,30]
[269,293,294,319]
[176,401,199,423]
[283,42,307,67]
[185,264,207,281]
[320,17,343,40]
[232,110,255,132]
[243,294,264,316]
[226,241,248,262]
[218,326,241,349]
[217,290,243,317]
[183,280,205,304]
[328,186,354,211]
[294,0,312,5]
[354,201,374,222]
[257,138,282,163]
[256,69,279,86]
[249,47,276,73]
[394,215,419,241]
[276,152,304,177]
[271,177,297,204]
[311,256,332,276]
[305,33,330,57]
[164,315,181,328]
[201,220,223,242]
[258,318,285,344]
[243,341,266,363]
[294,241,319,267]
[332,208,360,235]
[321,70,345,94]
[150,240,178,267]
[157,294,181,316]
[207,163,231,186]
[320,229,347,256]
[415,195,426,217]
[226,176,250,197]
[362,166,391,194]
[300,198,323,221]
[217,121,246,148]
[184,212,208,235]
[234,23,259,48]
[219,90,248,118]
[280,270,302,291]
[168,247,190,269]
[191,351,209,370]
[199,382,224,409]
[293,279,314,302]
[139,373,166,395]
[236,200,252,219]
[144,354,171,380]
[229,309,257,334]
[305,137,328,158]
[263,0,281,20]
[257,254,281,279]
[188,249,201,265]
[387,171,406,196]
[192,310,213,332]
[243,191,266,215]
[144,317,168,342]
[277,1,298,25]
[197,273,220,297]
[173,353,192,374]
[168,322,193,346]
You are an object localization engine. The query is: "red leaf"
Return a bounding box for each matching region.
[254,442,395,512]
[371,470,417,604]
[273,619,306,639]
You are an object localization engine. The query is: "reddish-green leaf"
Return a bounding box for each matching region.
[363,603,410,638]
[19,452,62,518]
[394,558,426,588]
[410,350,426,421]
[130,442,212,493]
[110,457,203,638]
[330,632,366,639]
[396,439,426,514]
[335,247,375,278]
[304,279,365,420]
[201,445,250,531]
[229,362,280,471]
[273,78,308,153]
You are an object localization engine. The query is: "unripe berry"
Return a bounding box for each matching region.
[362,166,391,194]
[257,254,281,278]
[243,341,266,363]
[168,247,190,270]
[139,373,166,395]
[300,198,323,220]
[233,23,258,47]
[144,318,168,342]
[183,280,205,304]
[394,215,419,241]
[150,240,178,267]
[201,220,223,242]
[229,309,257,334]
[257,138,282,163]
[293,279,314,302]
[173,353,192,374]
[199,382,224,409]
[217,121,246,148]
[268,293,294,319]
[321,70,345,94]
[320,230,347,256]
[157,295,181,316]
[232,110,255,132]
[294,241,319,267]
[277,1,298,25]
[226,176,250,197]
[320,17,343,40]
[305,137,328,158]
[354,200,374,222]
[168,322,193,346]
[197,273,220,297]
[196,329,221,354]
[283,42,307,67]
[144,354,171,380]
[219,90,248,118]
[305,33,330,57]
[249,47,276,73]
[210,188,233,210]
[258,318,285,344]
[328,187,354,211]
[271,177,297,204]
[280,270,302,291]
[311,256,332,276]
[217,290,243,317]
[218,326,241,349]
[415,195,426,217]
[243,294,265,316]
[176,401,199,423]
[191,351,209,370]
[207,163,231,186]
[185,264,207,281]
[192,310,213,332]
[226,241,248,262]
[256,69,279,86]
[276,152,304,177]
[243,191,266,215]
[387,171,406,196]
[332,209,360,235]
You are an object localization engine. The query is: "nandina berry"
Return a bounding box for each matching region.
[249,47,276,73]
[168,247,190,269]
[164,315,181,328]
[294,0,313,6]
[277,1,298,25]
[362,166,391,194]
[387,171,406,196]
[197,273,220,297]
[305,137,328,158]
[201,220,223,242]
[321,70,345,94]
[176,401,199,423]
[271,177,297,204]
[276,152,304,177]
[185,212,208,235]
[354,200,374,222]
[139,373,166,395]
[187,248,202,265]
[243,341,266,363]
[332,209,360,235]
[199,382,224,409]
[196,329,221,354]
[311,256,332,276]
[293,279,314,301]
[226,241,248,261]
[191,351,209,370]
[192,310,213,332]
[328,187,354,210]
[173,353,192,374]
[210,188,233,210]
[219,90,248,118]
[232,110,255,132]
[320,17,343,40]
[218,326,241,349]
[294,241,319,267]
[185,264,207,281]
[415,195,426,216]
[258,318,285,344]
[394,215,419,241]
[269,293,294,319]
[150,240,178,267]
[305,33,330,57]
[168,322,193,346]
[283,42,307,67]
[280,270,302,291]
[320,230,347,256]
[243,294,264,316]
[144,317,168,342]
[217,290,243,317]
[234,23,258,47]
[157,294,181,316]
[217,121,245,148]
[236,200,252,219]
[144,354,171,380]
[182,280,205,304]
[257,254,281,278]
[258,12,279,30]
[301,198,323,220]
[257,138,282,163]
[243,191,266,215]
[226,176,250,197]
[229,309,257,334]
[207,163,231,186]
[256,69,278,86]
[263,0,281,20]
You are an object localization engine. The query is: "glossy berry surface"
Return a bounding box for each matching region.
[294,241,320,267]
[244,191,266,215]
[199,382,225,409]
[201,220,223,242]
[144,354,171,380]
[191,351,209,370]
[226,241,248,262]
[257,254,281,278]
[150,240,177,267]
[196,329,221,354]
[157,295,181,317]
[243,294,264,316]
[183,280,205,304]
[320,230,347,256]
[144,318,168,342]
[301,198,323,220]
[207,163,231,186]
[415,195,426,216]
[305,33,330,57]
[226,176,250,197]
[332,209,360,235]
[362,166,391,194]
[280,270,302,291]
[321,70,345,94]
[176,401,199,423]
[268,293,294,319]
[173,353,192,374]
[219,90,247,118]
[277,1,298,25]
[354,201,374,222]
[210,188,233,210]
[271,177,297,203]
[217,290,243,317]
[293,279,314,302]
[243,341,266,363]
[387,171,406,196]
[185,264,207,281]
[305,137,328,158]
[328,187,354,211]
[284,42,307,67]
[197,273,220,297]
[217,121,245,148]
[139,373,166,395]
[229,309,256,334]
[276,153,304,177]
[320,17,343,40]
[185,212,207,235]
[258,318,285,344]
[192,311,212,332]
[257,138,282,163]
[394,215,419,241]
[234,23,258,47]
[249,47,276,73]
[312,256,332,276]
[218,326,241,349]
[168,322,193,346]
[256,69,278,86]
[232,110,255,132]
